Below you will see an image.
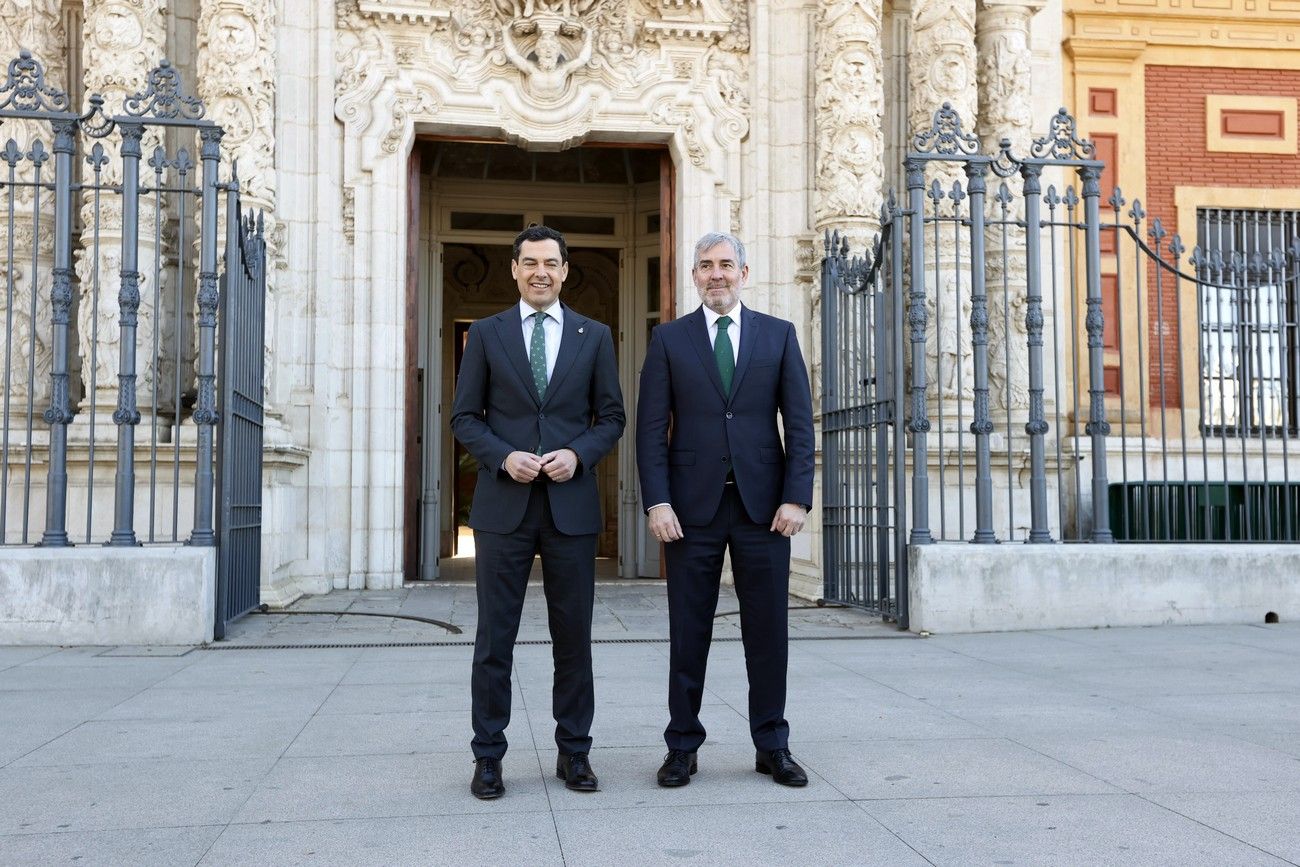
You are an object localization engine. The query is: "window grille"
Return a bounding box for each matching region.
[1197,207,1300,435]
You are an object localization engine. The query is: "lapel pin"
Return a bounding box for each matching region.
[578,327,584,334]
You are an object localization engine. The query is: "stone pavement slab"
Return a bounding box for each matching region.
[862,793,1290,866]
[0,826,225,867]
[199,813,565,867]
[1,588,1298,866]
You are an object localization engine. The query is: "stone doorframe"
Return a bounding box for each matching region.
[331,1,750,587]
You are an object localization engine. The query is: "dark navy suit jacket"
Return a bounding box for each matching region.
[450,304,625,536]
[636,305,814,526]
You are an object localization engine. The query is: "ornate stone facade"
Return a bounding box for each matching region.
[1,0,1068,599]
[195,0,287,439]
[815,0,885,247]
[911,0,978,189]
[76,0,170,420]
[978,0,1044,413]
[0,2,66,414]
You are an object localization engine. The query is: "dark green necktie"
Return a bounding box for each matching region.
[714,315,734,396]
[529,311,548,400]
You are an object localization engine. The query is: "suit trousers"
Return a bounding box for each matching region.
[471,483,597,760]
[663,484,791,753]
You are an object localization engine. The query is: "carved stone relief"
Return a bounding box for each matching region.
[197,0,283,414]
[814,0,884,245]
[334,0,750,173]
[911,0,978,407]
[76,0,171,419]
[977,0,1043,413]
[0,2,66,414]
[910,0,977,191]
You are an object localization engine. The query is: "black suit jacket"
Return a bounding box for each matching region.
[636,305,814,526]
[451,304,625,535]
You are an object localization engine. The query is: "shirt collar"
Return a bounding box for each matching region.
[702,302,742,330]
[520,298,563,325]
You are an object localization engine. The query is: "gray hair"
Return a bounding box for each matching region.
[692,231,746,272]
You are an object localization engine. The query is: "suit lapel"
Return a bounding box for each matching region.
[687,306,728,402]
[542,306,586,407]
[491,309,541,407]
[727,306,760,402]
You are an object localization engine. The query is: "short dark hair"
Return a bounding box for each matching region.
[512,225,568,263]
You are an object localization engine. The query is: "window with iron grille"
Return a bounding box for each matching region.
[1197,207,1300,435]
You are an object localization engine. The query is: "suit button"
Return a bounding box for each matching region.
[538,412,545,419]
[725,411,734,419]
[722,456,729,463]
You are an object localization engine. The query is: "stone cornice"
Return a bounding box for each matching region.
[357,0,450,25]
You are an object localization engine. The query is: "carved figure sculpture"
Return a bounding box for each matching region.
[502,17,593,100]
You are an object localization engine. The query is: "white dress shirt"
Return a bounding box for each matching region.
[702,302,741,364]
[520,298,563,381]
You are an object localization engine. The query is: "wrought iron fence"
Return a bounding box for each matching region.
[0,50,260,550]
[821,103,1300,597]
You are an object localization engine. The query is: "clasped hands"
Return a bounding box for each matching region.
[647,501,806,542]
[505,449,578,484]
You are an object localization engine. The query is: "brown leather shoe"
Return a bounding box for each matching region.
[755,748,808,787]
[556,752,599,792]
[471,757,505,799]
[657,749,698,787]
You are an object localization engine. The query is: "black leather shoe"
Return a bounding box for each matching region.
[657,749,698,787]
[556,752,599,792]
[471,757,505,799]
[755,748,808,787]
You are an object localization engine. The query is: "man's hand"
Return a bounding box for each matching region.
[647,504,684,543]
[504,451,545,483]
[539,448,579,483]
[770,503,806,537]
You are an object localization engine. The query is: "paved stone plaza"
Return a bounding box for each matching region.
[1,582,1298,866]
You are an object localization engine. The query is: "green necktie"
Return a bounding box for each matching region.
[529,310,548,400]
[714,315,734,396]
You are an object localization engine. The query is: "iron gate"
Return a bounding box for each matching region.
[213,175,266,639]
[820,225,907,621]
[0,50,266,637]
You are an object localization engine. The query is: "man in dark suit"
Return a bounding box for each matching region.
[636,231,815,788]
[451,225,625,799]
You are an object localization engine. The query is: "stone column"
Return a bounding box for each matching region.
[195,0,284,444]
[910,0,978,187]
[910,0,979,408]
[0,4,67,419]
[195,0,286,443]
[76,0,168,428]
[812,1,886,429]
[978,0,1044,417]
[814,0,886,249]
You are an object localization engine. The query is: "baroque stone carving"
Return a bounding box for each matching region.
[198,0,290,433]
[910,0,977,190]
[0,4,66,414]
[814,0,884,240]
[336,0,750,161]
[77,0,170,417]
[977,0,1044,413]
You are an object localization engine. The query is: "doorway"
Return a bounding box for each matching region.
[404,141,675,582]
